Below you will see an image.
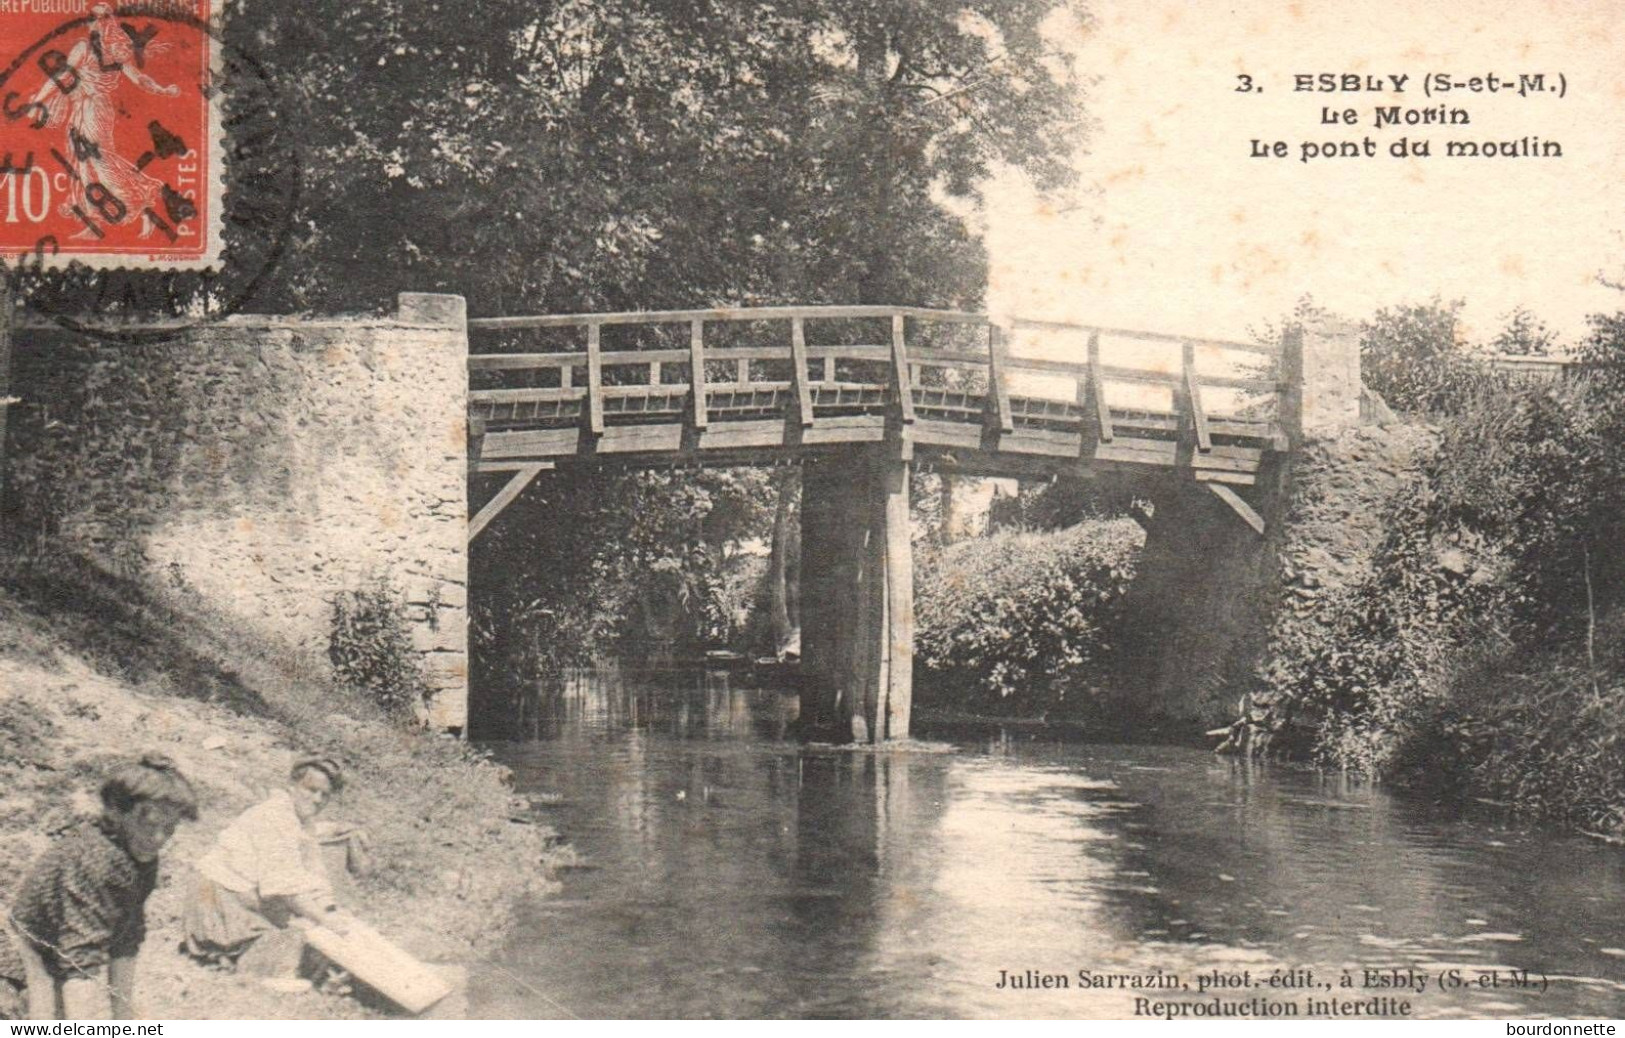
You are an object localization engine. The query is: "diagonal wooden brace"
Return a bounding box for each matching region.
[469,463,550,542]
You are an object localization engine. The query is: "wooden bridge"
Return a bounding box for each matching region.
[466,304,1322,743]
[468,306,1292,533]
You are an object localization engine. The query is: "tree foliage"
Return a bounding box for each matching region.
[1489,305,1560,357]
[230,0,1088,314]
[1358,298,1486,415]
[401,0,1093,723]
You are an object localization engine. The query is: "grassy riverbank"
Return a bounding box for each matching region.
[0,559,564,1019]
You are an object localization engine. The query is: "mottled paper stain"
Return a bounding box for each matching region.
[1500,255,1528,279]
[1226,244,1290,292]
[1103,164,1147,188]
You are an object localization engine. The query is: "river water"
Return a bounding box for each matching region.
[474,670,1625,1019]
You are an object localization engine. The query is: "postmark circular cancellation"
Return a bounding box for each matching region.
[0,0,299,339]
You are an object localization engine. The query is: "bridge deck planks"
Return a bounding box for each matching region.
[478,417,1266,482]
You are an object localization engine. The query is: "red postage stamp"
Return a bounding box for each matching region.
[0,1,221,269]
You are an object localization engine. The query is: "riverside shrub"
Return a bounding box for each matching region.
[1359,298,1499,415]
[914,520,1140,715]
[328,579,430,719]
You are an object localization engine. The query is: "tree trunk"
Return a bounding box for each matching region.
[1585,544,1600,703]
[854,20,897,304]
[938,473,959,544]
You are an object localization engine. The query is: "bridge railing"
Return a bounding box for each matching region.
[467,305,1286,458]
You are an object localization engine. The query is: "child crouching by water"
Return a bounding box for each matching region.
[182,756,363,992]
[0,755,199,1020]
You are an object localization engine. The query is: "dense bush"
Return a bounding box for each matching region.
[1258,478,1513,771]
[328,579,430,719]
[914,520,1140,715]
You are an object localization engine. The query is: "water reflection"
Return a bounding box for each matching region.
[478,671,1625,1019]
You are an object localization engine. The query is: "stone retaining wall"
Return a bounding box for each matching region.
[4,293,470,728]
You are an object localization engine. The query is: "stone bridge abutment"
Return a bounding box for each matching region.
[1116,313,1367,727]
[1,293,471,729]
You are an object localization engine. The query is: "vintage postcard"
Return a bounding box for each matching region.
[0,0,1622,1025]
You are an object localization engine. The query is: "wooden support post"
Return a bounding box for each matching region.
[1088,330,1113,443]
[800,457,859,741]
[822,356,835,383]
[890,314,915,425]
[789,317,814,426]
[585,323,604,435]
[1075,337,1094,453]
[987,324,1014,434]
[689,318,708,429]
[561,364,572,389]
[881,457,913,742]
[736,358,750,384]
[1183,340,1211,453]
[853,466,884,744]
[467,414,487,469]
[649,361,662,385]
[468,464,550,542]
[798,453,913,744]
[798,459,836,737]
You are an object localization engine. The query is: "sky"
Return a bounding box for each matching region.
[984,0,1625,357]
